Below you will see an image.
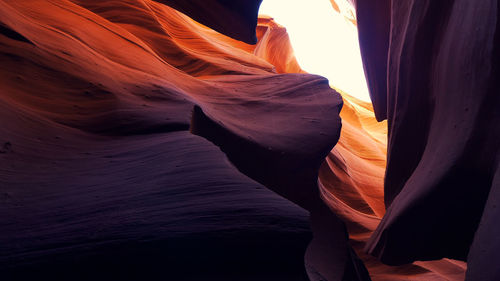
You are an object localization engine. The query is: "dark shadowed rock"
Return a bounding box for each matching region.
[355,1,500,278]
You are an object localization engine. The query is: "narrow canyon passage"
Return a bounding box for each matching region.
[258,2,467,279]
[0,1,498,281]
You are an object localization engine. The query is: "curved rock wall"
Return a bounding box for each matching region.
[1,0,497,280]
[0,1,366,280]
[353,0,500,280]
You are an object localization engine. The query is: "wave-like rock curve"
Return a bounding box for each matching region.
[0,1,367,280]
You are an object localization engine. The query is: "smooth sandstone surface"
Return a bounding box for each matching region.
[1,0,497,280]
[0,1,364,280]
[349,0,499,280]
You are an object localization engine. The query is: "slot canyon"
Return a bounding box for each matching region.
[0,0,498,280]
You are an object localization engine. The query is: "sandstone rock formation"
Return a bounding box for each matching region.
[0,0,364,280]
[1,0,498,280]
[351,0,500,280]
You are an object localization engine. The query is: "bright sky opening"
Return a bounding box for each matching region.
[259,0,370,101]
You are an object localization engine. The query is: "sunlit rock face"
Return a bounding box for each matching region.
[329,0,357,25]
[0,0,369,280]
[351,0,500,280]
